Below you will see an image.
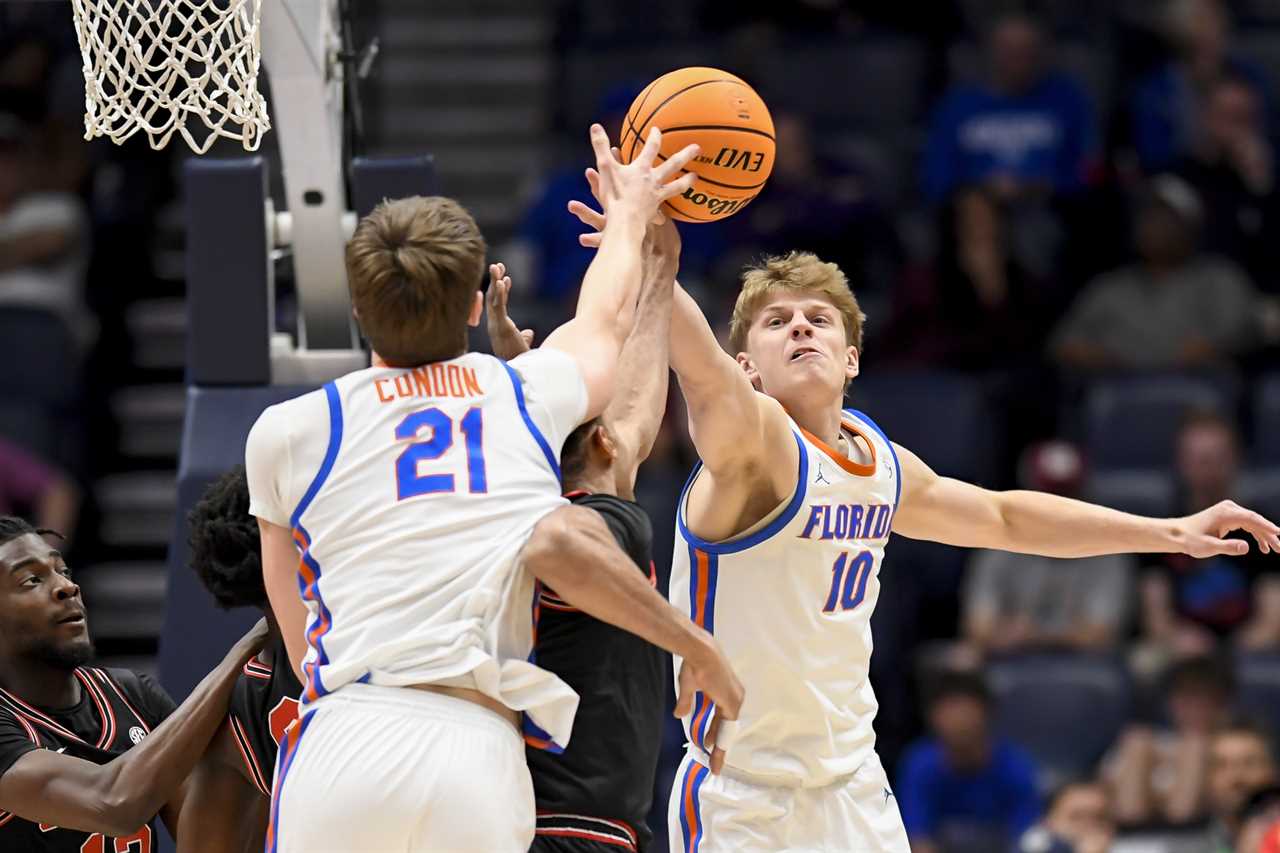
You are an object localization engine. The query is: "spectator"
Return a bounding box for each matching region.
[1130,0,1275,174]
[0,435,78,543]
[1205,721,1278,850]
[1104,655,1233,827]
[1051,176,1261,371]
[923,12,1097,203]
[898,670,1041,853]
[1176,74,1280,294]
[963,441,1132,657]
[1013,779,1114,853]
[1140,410,1280,654]
[0,114,91,345]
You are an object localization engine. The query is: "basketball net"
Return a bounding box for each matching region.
[69,0,271,153]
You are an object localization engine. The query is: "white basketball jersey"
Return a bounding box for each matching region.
[245,349,586,747]
[670,408,901,787]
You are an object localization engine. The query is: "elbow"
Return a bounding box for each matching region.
[524,506,596,592]
[95,795,151,838]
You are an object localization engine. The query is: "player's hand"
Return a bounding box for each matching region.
[586,123,697,222]
[485,262,534,360]
[674,632,745,775]
[227,618,271,664]
[1174,500,1280,558]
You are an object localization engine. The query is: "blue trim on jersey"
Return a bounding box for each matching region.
[501,361,561,480]
[678,760,709,852]
[846,408,901,510]
[267,708,315,853]
[289,382,344,528]
[289,383,343,703]
[522,713,566,754]
[675,430,809,554]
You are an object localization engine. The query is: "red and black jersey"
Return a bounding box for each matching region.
[528,492,665,852]
[227,633,301,797]
[0,667,177,851]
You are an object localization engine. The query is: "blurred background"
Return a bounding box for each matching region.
[4,0,1280,850]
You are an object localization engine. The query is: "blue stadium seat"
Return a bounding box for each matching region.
[1084,373,1238,471]
[1084,470,1176,517]
[0,308,83,467]
[1235,652,1280,737]
[986,654,1130,790]
[848,370,995,485]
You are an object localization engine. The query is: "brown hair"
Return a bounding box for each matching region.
[728,251,865,354]
[345,196,486,366]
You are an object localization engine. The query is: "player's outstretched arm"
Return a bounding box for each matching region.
[540,124,698,421]
[176,724,269,853]
[892,444,1280,558]
[0,621,267,836]
[600,218,679,498]
[258,519,310,682]
[567,198,789,480]
[522,505,744,773]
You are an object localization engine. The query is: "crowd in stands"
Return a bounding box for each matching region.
[535,1,1280,851]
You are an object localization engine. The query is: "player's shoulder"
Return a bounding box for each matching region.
[570,492,651,532]
[93,668,175,725]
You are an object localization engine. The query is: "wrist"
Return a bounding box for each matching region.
[603,206,648,236]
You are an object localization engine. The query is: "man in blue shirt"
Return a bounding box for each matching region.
[923,12,1097,203]
[898,670,1041,853]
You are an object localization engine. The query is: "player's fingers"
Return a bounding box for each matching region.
[520,329,535,346]
[585,168,605,205]
[674,687,694,719]
[567,199,606,231]
[611,145,623,164]
[588,123,613,172]
[1203,536,1249,557]
[659,171,698,201]
[579,233,603,248]
[655,143,700,182]
[709,745,726,775]
[636,126,663,167]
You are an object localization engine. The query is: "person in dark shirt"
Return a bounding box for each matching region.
[488,214,680,851]
[0,514,266,850]
[177,466,303,853]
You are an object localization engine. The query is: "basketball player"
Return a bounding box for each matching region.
[486,215,679,852]
[0,515,268,850]
[566,177,1280,851]
[247,126,743,852]
[177,466,302,852]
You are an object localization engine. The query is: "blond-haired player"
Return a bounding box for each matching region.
[245,127,743,852]
[568,183,1280,852]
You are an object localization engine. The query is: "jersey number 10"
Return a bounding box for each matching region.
[822,550,874,614]
[394,407,487,499]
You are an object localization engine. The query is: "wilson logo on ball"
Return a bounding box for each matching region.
[680,187,757,218]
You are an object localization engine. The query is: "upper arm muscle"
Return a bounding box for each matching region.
[890,443,1004,546]
[259,519,309,683]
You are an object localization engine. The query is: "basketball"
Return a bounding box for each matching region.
[619,67,774,223]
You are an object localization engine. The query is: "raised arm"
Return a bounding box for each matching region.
[259,519,309,682]
[600,219,680,497]
[0,622,266,836]
[892,444,1280,558]
[540,125,698,420]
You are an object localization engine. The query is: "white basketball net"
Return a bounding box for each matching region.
[69,0,271,153]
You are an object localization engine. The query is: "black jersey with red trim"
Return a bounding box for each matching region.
[527,492,664,851]
[227,632,301,797]
[0,666,177,851]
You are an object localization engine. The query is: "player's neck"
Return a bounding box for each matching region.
[785,400,846,448]
[0,658,80,708]
[564,469,616,500]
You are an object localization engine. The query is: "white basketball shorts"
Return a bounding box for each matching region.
[268,683,535,852]
[667,749,910,852]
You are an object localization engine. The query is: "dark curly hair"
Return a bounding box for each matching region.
[0,516,61,547]
[187,467,266,610]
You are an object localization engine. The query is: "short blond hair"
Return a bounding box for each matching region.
[346,196,486,367]
[728,252,865,354]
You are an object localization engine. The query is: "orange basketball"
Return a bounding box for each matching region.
[619,67,774,223]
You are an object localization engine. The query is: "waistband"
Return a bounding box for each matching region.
[313,681,520,741]
[534,813,637,851]
[685,745,867,790]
